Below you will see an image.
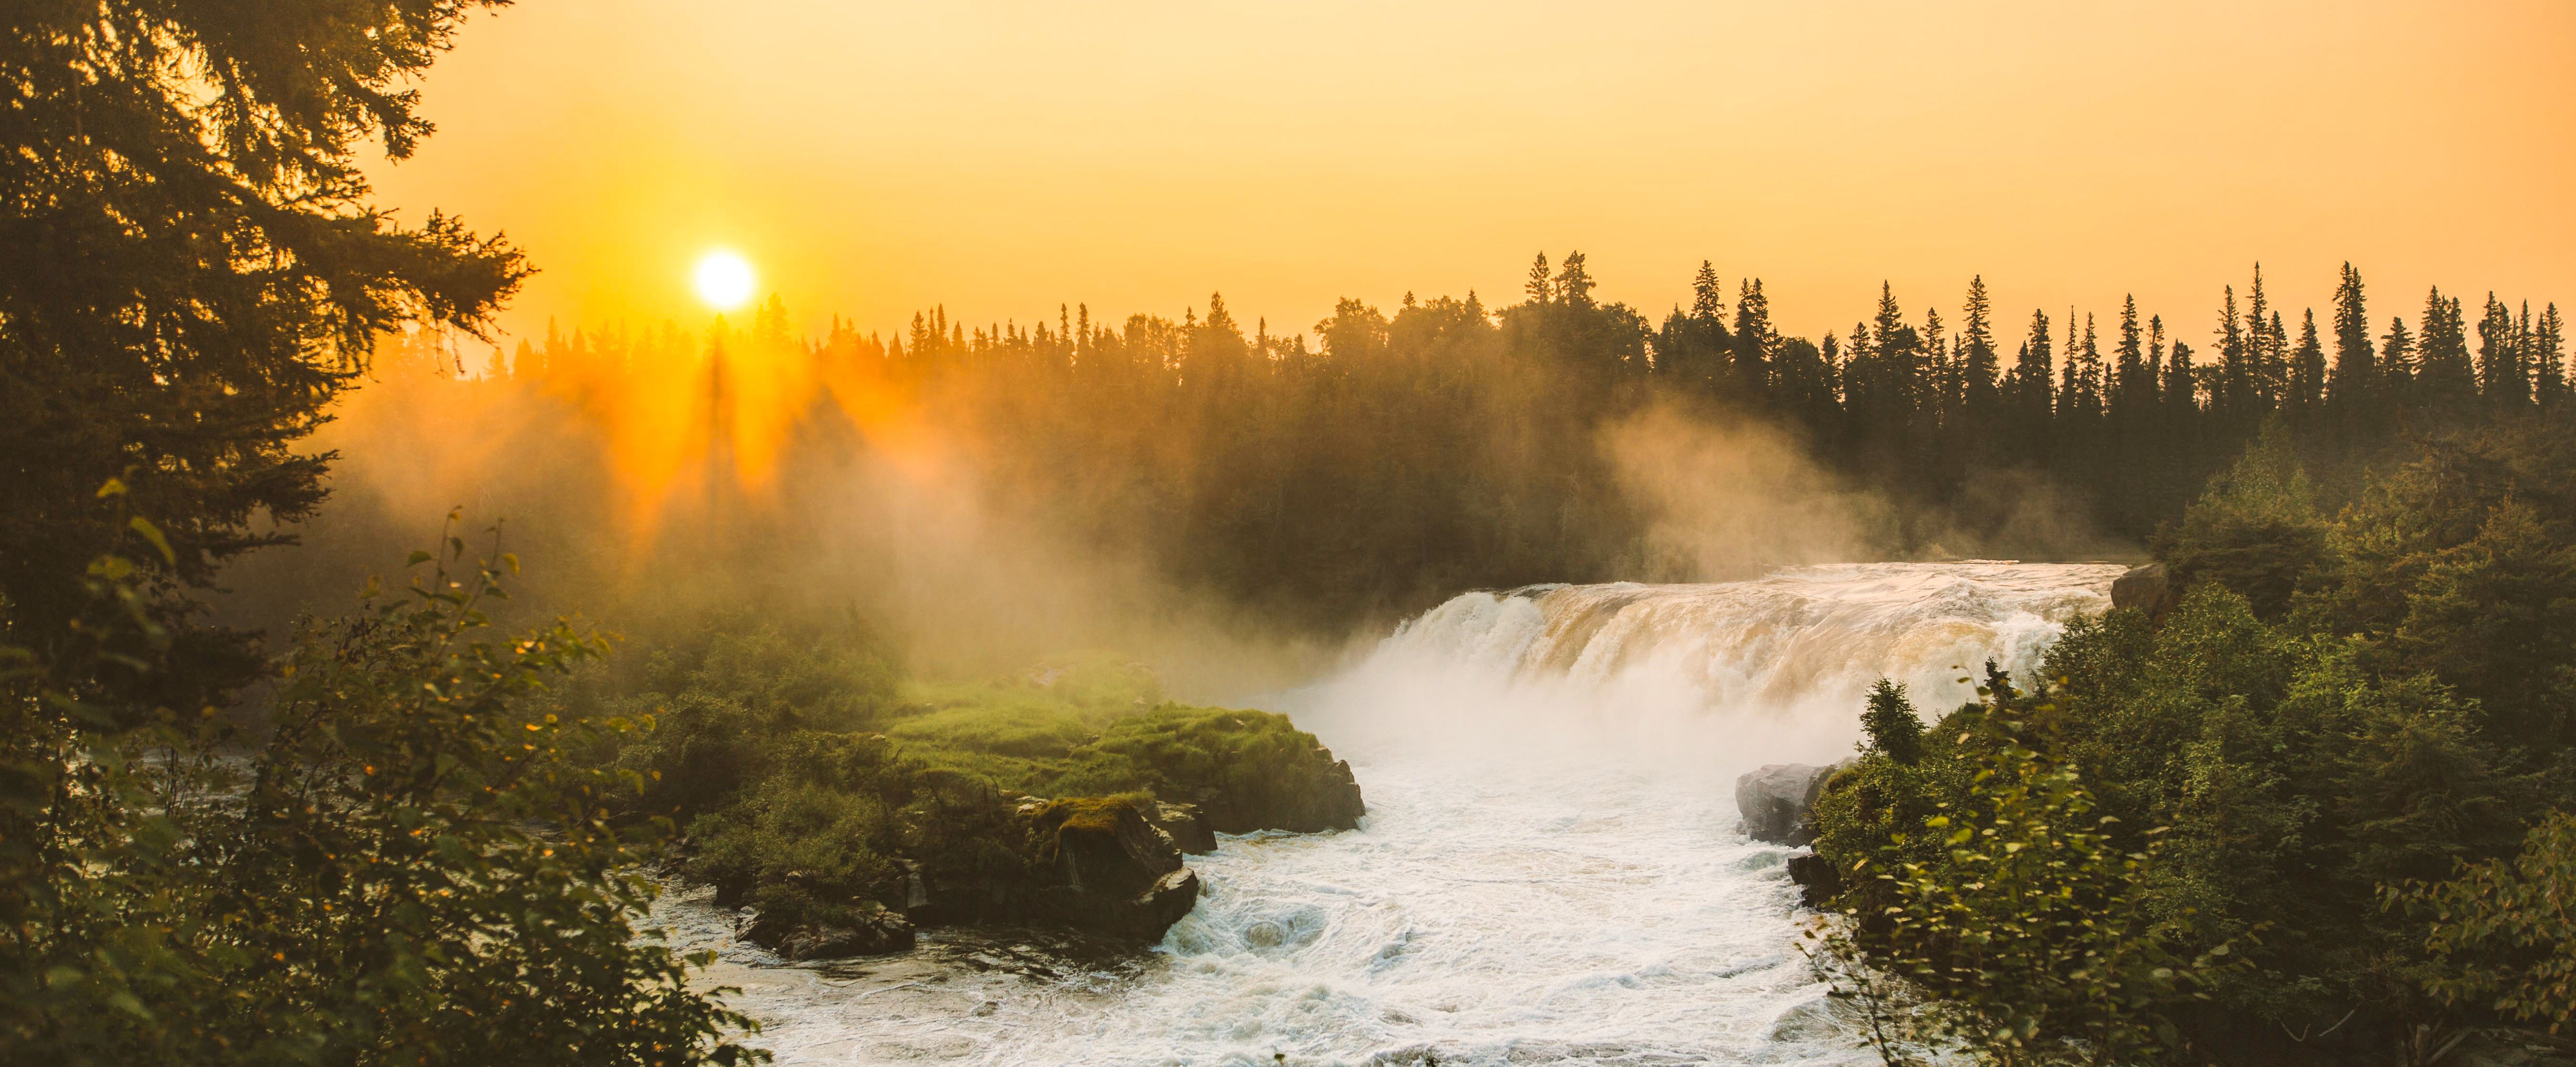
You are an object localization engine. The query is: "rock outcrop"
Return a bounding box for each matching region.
[1785,850,1841,907]
[1021,797,1202,940]
[737,904,917,961]
[1148,801,1218,854]
[1196,752,1366,834]
[2111,561,2179,620]
[1735,762,1846,845]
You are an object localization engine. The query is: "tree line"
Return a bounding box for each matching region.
[481,253,2567,629]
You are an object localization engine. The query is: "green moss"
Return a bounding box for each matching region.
[1036,794,1153,834]
[609,638,1348,929]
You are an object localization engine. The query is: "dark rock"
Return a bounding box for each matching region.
[1735,762,1845,845]
[1023,797,1202,940]
[1785,850,1841,907]
[1149,801,1218,854]
[737,905,916,961]
[1196,754,1365,834]
[2110,562,2178,620]
[898,858,931,920]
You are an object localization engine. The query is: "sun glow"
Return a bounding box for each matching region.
[692,250,756,311]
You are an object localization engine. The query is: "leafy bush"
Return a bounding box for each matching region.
[2,528,759,1066]
[1814,425,2576,1061]
[2399,810,2576,1033]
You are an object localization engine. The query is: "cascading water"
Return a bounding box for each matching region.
[659,561,2123,1066]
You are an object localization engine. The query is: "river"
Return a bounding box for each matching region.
[657,561,2123,1066]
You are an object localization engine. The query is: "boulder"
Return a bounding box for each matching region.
[1735,762,1845,845]
[2110,562,2179,620]
[1149,801,1218,854]
[737,904,916,961]
[1785,850,1841,907]
[1023,797,1202,940]
[1194,751,1367,834]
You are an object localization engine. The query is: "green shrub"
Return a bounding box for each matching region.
[2400,810,2576,1033]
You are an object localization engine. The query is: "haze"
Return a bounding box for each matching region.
[371,0,2576,345]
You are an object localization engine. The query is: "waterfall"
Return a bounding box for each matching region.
[664,561,2123,1066]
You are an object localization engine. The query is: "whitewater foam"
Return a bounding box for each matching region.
[655,561,2122,1066]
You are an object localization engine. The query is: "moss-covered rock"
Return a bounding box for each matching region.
[1017,796,1200,940]
[1060,705,1366,833]
[618,647,1361,949]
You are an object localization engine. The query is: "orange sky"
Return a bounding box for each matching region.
[369,0,2576,351]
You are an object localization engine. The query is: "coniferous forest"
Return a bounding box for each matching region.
[352,252,2566,636]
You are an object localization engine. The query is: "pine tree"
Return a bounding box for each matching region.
[1692,261,1725,321]
[0,0,529,670]
[1961,276,2003,421]
[2328,263,2375,441]
[2246,265,2285,411]
[2113,295,2153,415]
[2288,310,2326,427]
[1555,252,1598,310]
[2381,313,2419,410]
[2005,309,2056,458]
[2072,313,2107,420]
[1525,252,1555,305]
[2417,287,2477,421]
[2215,285,2253,429]
[1732,279,1776,402]
[2477,293,2530,411]
[2535,304,2569,411]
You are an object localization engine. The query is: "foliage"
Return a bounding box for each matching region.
[1,0,528,702]
[1811,425,2576,1061]
[2150,422,2330,619]
[2399,810,2576,1033]
[1,518,759,1066]
[1861,679,1926,764]
[1813,680,2215,1062]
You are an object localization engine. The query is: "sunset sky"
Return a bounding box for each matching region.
[371,0,2576,350]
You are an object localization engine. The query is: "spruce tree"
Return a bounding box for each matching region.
[2417,288,2477,421]
[2288,310,2326,428]
[2477,293,2530,411]
[1692,261,1725,321]
[2114,295,2153,416]
[1732,279,1775,402]
[2535,304,2569,411]
[1554,252,1598,310]
[1961,276,2003,422]
[2005,310,2056,459]
[0,0,529,684]
[2381,313,2419,411]
[2328,263,2375,441]
[2215,285,2253,429]
[1525,252,1555,304]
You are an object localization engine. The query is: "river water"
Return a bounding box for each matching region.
[658,561,2123,1066]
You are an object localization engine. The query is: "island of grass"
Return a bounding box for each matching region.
[584,637,1362,956]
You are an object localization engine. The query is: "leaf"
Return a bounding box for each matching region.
[129,517,177,564]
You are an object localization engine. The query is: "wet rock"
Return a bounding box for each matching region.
[1023,797,1202,941]
[1735,762,1844,845]
[1150,801,1218,854]
[2110,561,2178,620]
[737,905,917,961]
[1196,752,1366,834]
[1785,850,1841,906]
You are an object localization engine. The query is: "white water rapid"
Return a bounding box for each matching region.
[659,561,2124,1066]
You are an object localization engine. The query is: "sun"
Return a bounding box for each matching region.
[692,249,756,311]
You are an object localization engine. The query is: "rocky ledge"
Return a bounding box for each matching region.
[1735,761,1849,846]
[1019,797,1202,940]
[738,903,917,961]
